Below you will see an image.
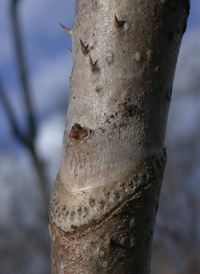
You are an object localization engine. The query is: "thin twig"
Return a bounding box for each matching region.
[0,76,27,144]
[11,0,36,141]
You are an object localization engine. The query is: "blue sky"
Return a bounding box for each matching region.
[0,0,199,151]
[0,0,75,150]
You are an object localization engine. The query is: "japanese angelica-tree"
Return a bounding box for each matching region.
[49,0,190,273]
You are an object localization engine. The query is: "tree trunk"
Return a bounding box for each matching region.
[49,0,189,273]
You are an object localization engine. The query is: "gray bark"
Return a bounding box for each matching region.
[49,0,189,273]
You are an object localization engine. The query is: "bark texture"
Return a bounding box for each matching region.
[49,0,189,273]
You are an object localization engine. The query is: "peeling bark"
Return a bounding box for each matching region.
[49,0,190,273]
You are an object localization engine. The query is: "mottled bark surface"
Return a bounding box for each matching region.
[49,0,189,273]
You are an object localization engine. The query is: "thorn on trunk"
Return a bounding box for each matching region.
[80,39,90,54]
[115,15,126,28]
[59,22,72,37]
[89,56,99,73]
[68,47,73,55]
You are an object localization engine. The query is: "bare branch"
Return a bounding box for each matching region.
[0,76,28,143]
[10,0,36,140]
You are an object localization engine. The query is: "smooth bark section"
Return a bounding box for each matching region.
[50,0,189,273]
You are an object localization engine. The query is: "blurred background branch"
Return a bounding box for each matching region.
[9,0,49,215]
[11,0,36,141]
[0,76,21,140]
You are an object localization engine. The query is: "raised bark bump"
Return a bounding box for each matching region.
[105,51,114,64]
[135,52,143,62]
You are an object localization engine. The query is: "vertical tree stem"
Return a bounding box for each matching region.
[50,0,190,273]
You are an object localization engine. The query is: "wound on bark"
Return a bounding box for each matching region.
[69,123,90,140]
